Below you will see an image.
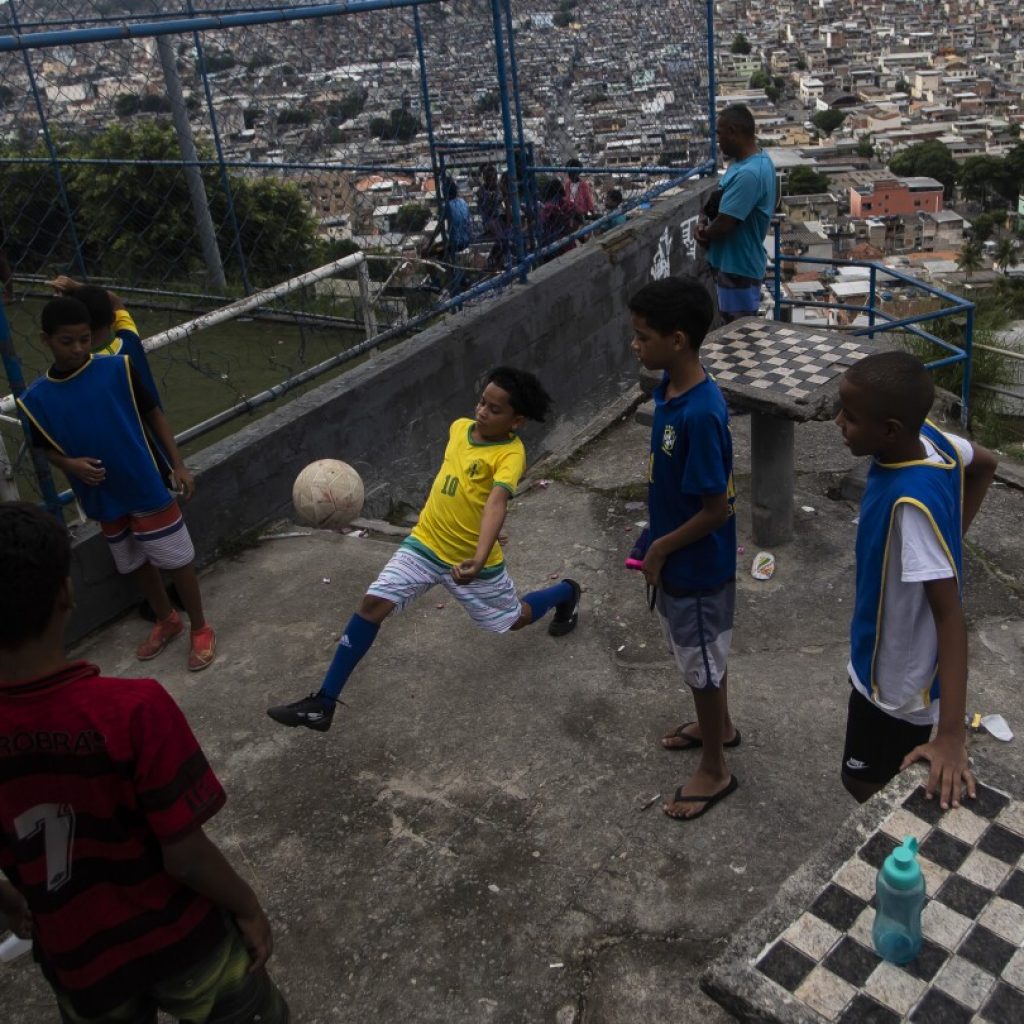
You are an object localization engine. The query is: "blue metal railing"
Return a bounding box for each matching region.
[771,221,974,425]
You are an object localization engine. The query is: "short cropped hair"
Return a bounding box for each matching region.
[0,502,70,649]
[606,188,623,205]
[845,350,934,430]
[71,284,115,331]
[719,104,756,138]
[41,296,91,336]
[486,366,552,422]
[628,275,715,349]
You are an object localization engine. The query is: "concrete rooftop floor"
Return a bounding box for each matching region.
[2,403,1023,1024]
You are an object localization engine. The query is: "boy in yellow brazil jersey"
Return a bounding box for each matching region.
[267,367,581,732]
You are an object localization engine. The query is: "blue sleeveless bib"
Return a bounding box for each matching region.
[850,422,963,708]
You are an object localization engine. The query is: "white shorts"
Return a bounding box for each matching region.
[100,501,195,575]
[367,546,523,633]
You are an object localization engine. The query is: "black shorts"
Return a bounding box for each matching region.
[842,684,933,786]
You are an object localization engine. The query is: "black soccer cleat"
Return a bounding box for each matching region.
[266,694,336,732]
[548,578,581,637]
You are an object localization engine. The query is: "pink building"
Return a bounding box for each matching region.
[849,177,944,218]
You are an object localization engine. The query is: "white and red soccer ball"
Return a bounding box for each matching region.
[292,459,364,530]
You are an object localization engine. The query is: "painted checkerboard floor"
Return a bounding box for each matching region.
[754,783,1024,1023]
[704,322,875,401]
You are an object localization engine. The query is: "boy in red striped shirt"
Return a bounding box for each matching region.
[0,502,287,1023]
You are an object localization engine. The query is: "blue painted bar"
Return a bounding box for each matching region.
[0,0,442,52]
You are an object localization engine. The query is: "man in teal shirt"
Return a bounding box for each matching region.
[697,104,776,321]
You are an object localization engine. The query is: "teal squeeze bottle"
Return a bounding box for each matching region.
[872,836,926,964]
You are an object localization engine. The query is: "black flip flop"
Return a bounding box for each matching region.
[661,722,742,751]
[664,775,739,821]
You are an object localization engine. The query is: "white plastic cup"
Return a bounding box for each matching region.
[0,933,32,962]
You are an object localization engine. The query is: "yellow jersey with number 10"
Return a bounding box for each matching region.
[407,418,525,569]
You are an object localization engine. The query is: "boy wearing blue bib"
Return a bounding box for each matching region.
[17,298,216,672]
[629,277,739,823]
[835,351,997,808]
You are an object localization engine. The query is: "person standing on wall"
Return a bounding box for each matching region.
[696,105,776,322]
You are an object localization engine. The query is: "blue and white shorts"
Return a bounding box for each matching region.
[367,547,523,633]
[656,579,736,690]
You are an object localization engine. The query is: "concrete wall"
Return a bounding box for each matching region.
[66,177,718,641]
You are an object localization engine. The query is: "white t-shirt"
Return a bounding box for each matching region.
[848,431,973,725]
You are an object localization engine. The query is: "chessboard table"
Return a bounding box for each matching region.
[703,761,1024,1024]
[701,318,880,546]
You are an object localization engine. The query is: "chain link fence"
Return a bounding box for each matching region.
[1,0,715,503]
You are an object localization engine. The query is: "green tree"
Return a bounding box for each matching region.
[856,136,874,159]
[888,141,958,199]
[475,89,500,114]
[138,94,172,114]
[43,121,320,285]
[958,156,1011,210]
[203,52,236,74]
[243,106,264,129]
[812,109,847,136]
[731,34,752,55]
[393,203,431,233]
[784,165,831,195]
[957,242,984,279]
[369,108,421,142]
[970,212,997,243]
[994,237,1019,274]
[277,108,313,126]
[113,94,140,117]
[327,89,367,122]
[553,10,571,27]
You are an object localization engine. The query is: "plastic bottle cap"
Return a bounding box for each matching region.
[882,836,922,890]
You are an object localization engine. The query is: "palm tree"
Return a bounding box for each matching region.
[994,237,1019,275]
[957,241,984,279]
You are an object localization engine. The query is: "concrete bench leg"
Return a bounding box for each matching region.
[750,411,794,547]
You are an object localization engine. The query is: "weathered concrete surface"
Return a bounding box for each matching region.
[2,407,1021,1023]
[62,179,717,643]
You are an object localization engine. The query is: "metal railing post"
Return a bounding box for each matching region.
[156,33,227,291]
[356,260,378,344]
[961,304,974,427]
[489,0,526,273]
[706,0,718,170]
[186,0,250,293]
[772,220,782,321]
[0,299,63,516]
[868,264,877,336]
[9,0,87,280]
[413,7,444,251]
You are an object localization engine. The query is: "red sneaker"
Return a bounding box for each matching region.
[188,625,217,672]
[136,611,184,661]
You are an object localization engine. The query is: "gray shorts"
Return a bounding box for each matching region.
[656,579,736,690]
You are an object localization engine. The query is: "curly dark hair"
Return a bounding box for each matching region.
[485,366,552,422]
[0,502,71,649]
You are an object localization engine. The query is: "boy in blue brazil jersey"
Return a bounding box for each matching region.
[267,367,581,733]
[835,351,997,809]
[628,276,739,822]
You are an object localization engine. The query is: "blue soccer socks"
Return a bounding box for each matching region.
[318,613,380,702]
[522,580,575,623]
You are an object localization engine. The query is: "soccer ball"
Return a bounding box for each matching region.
[292,459,364,529]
